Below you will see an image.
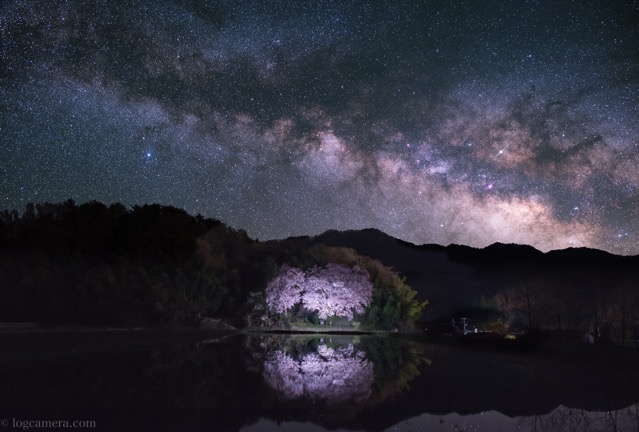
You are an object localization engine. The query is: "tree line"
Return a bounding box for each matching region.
[0,200,426,330]
[490,260,639,345]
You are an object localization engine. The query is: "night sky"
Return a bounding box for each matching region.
[1,1,638,254]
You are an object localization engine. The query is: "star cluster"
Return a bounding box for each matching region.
[1,0,638,254]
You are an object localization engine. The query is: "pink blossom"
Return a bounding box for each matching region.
[265,265,305,314]
[265,263,373,320]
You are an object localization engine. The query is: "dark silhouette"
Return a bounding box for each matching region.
[2,201,639,344]
[0,201,426,330]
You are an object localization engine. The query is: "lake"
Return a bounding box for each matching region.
[1,329,638,431]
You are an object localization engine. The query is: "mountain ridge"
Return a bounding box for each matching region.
[275,228,639,321]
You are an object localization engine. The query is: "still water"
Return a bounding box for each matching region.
[0,330,638,431]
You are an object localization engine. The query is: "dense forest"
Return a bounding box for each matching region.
[0,200,425,330]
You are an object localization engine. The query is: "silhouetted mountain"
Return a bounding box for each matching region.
[278,229,639,325]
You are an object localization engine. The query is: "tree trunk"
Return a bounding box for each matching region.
[631,307,638,349]
[557,313,562,342]
[594,306,600,343]
[621,311,626,347]
[525,281,533,338]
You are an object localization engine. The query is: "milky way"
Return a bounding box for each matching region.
[1,0,638,254]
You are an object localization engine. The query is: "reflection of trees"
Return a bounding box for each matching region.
[0,332,267,432]
[359,336,431,400]
[519,404,639,432]
[260,335,430,405]
[263,343,373,403]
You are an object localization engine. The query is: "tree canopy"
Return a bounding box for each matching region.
[265,264,373,321]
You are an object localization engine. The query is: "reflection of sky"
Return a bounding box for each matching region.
[263,344,373,403]
[240,420,357,432]
[241,405,639,431]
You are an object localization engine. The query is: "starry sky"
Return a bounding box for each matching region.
[1,0,638,254]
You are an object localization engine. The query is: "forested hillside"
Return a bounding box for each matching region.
[0,200,425,330]
[297,229,639,343]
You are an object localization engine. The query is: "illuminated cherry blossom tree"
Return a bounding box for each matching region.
[265,265,305,314]
[303,264,373,320]
[265,263,373,320]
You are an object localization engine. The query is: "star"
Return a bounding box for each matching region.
[0,0,637,254]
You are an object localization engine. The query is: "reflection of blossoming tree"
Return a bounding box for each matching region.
[263,343,374,403]
[265,263,373,321]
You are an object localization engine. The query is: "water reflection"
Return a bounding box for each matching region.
[520,404,639,432]
[381,405,639,432]
[263,342,374,403]
[250,405,639,432]
[254,334,430,406]
[1,330,638,431]
[240,405,639,432]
